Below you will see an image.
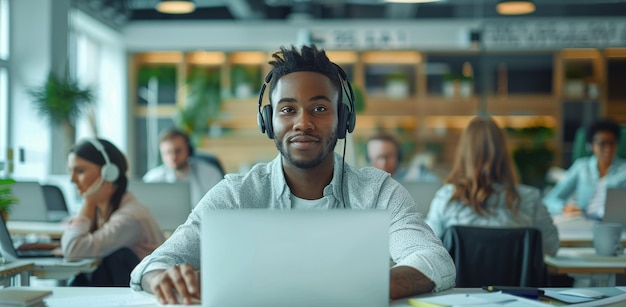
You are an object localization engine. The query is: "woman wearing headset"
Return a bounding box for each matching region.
[62,138,164,286]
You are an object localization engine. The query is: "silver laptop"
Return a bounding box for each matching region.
[603,187,626,227]
[0,215,58,261]
[128,180,192,233]
[399,181,442,216]
[9,181,49,222]
[201,209,390,307]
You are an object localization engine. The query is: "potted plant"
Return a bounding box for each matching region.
[0,178,19,221]
[385,72,409,99]
[231,65,260,99]
[28,71,94,147]
[564,66,586,98]
[509,126,555,189]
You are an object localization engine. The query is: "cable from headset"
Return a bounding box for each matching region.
[340,137,347,209]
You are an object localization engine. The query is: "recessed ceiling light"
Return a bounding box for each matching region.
[156,0,195,14]
[496,0,536,15]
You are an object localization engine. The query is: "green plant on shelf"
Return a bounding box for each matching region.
[174,68,223,144]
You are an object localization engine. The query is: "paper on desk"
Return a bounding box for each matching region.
[45,292,157,307]
[408,292,550,307]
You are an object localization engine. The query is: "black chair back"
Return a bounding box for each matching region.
[41,184,69,212]
[441,225,548,287]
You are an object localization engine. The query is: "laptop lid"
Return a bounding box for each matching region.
[399,181,442,216]
[0,215,55,262]
[127,180,192,233]
[9,182,49,222]
[201,209,390,307]
[603,187,626,227]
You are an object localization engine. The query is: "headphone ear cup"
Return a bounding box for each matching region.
[337,104,349,139]
[261,105,274,139]
[101,164,120,182]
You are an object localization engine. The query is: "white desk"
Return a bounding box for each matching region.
[555,216,626,247]
[0,261,33,286]
[30,286,626,307]
[545,247,626,287]
[31,258,100,282]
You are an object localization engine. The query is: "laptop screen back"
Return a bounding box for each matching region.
[128,180,192,233]
[399,181,442,216]
[201,209,390,307]
[9,181,49,222]
[603,187,626,227]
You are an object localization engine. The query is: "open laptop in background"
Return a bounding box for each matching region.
[0,215,58,261]
[603,187,626,227]
[127,180,192,233]
[9,181,49,222]
[201,210,390,307]
[399,181,442,216]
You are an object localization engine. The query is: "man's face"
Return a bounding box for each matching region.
[271,71,339,169]
[367,139,399,176]
[159,136,190,170]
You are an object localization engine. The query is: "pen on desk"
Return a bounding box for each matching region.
[482,285,544,299]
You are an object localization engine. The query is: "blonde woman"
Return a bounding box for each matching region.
[425,116,559,256]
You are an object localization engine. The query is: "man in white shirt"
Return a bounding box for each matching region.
[143,129,223,206]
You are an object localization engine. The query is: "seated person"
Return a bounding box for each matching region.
[130,44,455,304]
[425,116,559,256]
[143,129,223,206]
[543,119,626,219]
[366,133,440,183]
[62,138,165,286]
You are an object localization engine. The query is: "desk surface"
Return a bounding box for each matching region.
[31,286,626,307]
[555,216,626,247]
[545,247,626,275]
[0,261,33,278]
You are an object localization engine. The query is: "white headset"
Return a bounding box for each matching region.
[85,138,120,182]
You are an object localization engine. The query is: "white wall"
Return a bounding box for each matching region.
[9,0,53,180]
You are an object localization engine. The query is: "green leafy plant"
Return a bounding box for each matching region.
[28,71,94,128]
[174,68,223,143]
[508,126,555,189]
[0,178,19,220]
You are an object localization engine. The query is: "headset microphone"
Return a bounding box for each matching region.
[81,176,104,197]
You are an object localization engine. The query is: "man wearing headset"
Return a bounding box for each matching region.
[366,133,440,183]
[143,129,223,206]
[130,45,455,304]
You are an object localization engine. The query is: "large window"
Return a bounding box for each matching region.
[0,0,9,176]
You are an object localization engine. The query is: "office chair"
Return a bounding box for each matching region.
[194,152,226,177]
[41,184,69,221]
[441,225,548,287]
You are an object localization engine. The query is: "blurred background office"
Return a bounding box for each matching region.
[1,0,626,212]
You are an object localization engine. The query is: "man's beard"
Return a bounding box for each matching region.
[275,132,338,169]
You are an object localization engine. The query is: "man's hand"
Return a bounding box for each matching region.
[389,266,434,300]
[563,203,582,216]
[142,264,200,305]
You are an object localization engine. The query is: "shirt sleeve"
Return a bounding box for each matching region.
[61,206,143,260]
[543,159,583,214]
[386,182,456,292]
[527,189,560,256]
[130,205,203,291]
[425,185,452,238]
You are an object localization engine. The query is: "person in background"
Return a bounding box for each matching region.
[366,133,440,183]
[425,116,559,256]
[543,119,626,219]
[63,138,165,286]
[130,45,455,304]
[143,129,224,206]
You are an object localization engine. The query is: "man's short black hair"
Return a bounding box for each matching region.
[267,45,342,105]
[586,119,622,143]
